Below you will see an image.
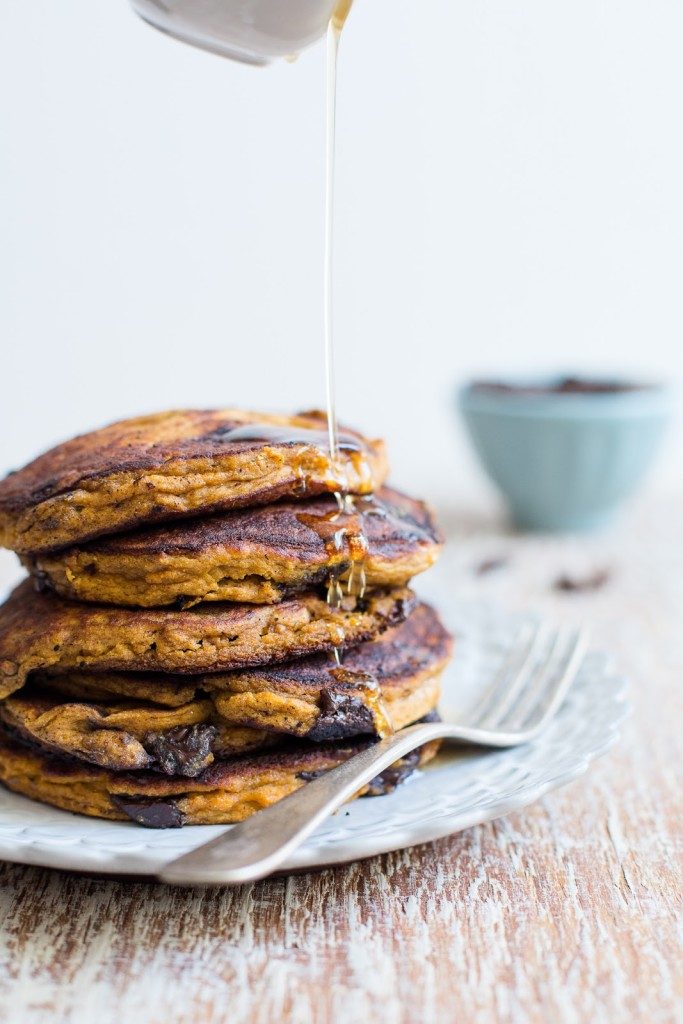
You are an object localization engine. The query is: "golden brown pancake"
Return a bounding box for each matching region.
[0,694,275,775]
[27,487,442,608]
[0,409,388,554]
[0,578,414,701]
[31,604,451,744]
[0,719,441,827]
[202,602,451,740]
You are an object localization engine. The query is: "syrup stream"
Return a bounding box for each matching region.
[325,3,351,663]
[322,1,382,684]
[324,0,355,463]
[324,16,342,463]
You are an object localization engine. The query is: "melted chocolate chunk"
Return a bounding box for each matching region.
[144,724,217,777]
[307,690,377,742]
[297,769,326,783]
[298,712,441,789]
[111,795,185,829]
[365,749,422,797]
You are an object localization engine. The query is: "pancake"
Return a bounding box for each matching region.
[31,604,452,744]
[27,487,443,608]
[202,602,451,740]
[0,719,441,827]
[0,409,388,555]
[0,578,414,701]
[0,693,276,775]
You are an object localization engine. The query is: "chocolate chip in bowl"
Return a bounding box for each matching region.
[469,376,657,397]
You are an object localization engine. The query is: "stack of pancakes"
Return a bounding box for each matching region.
[0,410,451,828]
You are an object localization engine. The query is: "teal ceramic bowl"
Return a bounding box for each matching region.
[459,377,673,532]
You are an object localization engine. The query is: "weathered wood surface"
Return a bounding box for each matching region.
[0,496,681,1024]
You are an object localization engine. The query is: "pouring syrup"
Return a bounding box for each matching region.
[323,0,353,462]
[319,1,375,666]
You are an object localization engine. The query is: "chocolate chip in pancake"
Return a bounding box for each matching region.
[0,693,275,775]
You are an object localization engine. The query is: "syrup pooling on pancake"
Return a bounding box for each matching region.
[212,421,372,498]
[213,424,362,450]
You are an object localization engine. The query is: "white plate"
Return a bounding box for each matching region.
[0,599,628,879]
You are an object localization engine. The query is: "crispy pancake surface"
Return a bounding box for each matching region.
[0,579,414,701]
[0,721,441,827]
[1,606,450,771]
[0,409,388,554]
[28,487,442,607]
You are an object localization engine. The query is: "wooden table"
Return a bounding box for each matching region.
[0,495,681,1024]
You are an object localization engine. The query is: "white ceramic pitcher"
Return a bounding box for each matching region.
[129,0,349,64]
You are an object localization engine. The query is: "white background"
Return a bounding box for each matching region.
[1,0,681,505]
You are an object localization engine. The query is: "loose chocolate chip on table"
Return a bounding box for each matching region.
[554,569,612,593]
[475,556,510,576]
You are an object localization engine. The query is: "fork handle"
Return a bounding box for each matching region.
[159,721,446,886]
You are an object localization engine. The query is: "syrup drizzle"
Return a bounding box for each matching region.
[324,497,365,667]
[299,494,385,667]
[324,0,356,464]
[322,1,367,667]
[298,494,373,600]
[324,15,341,462]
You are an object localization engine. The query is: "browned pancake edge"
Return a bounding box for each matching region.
[0,409,388,554]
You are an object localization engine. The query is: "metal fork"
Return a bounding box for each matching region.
[159,622,587,886]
